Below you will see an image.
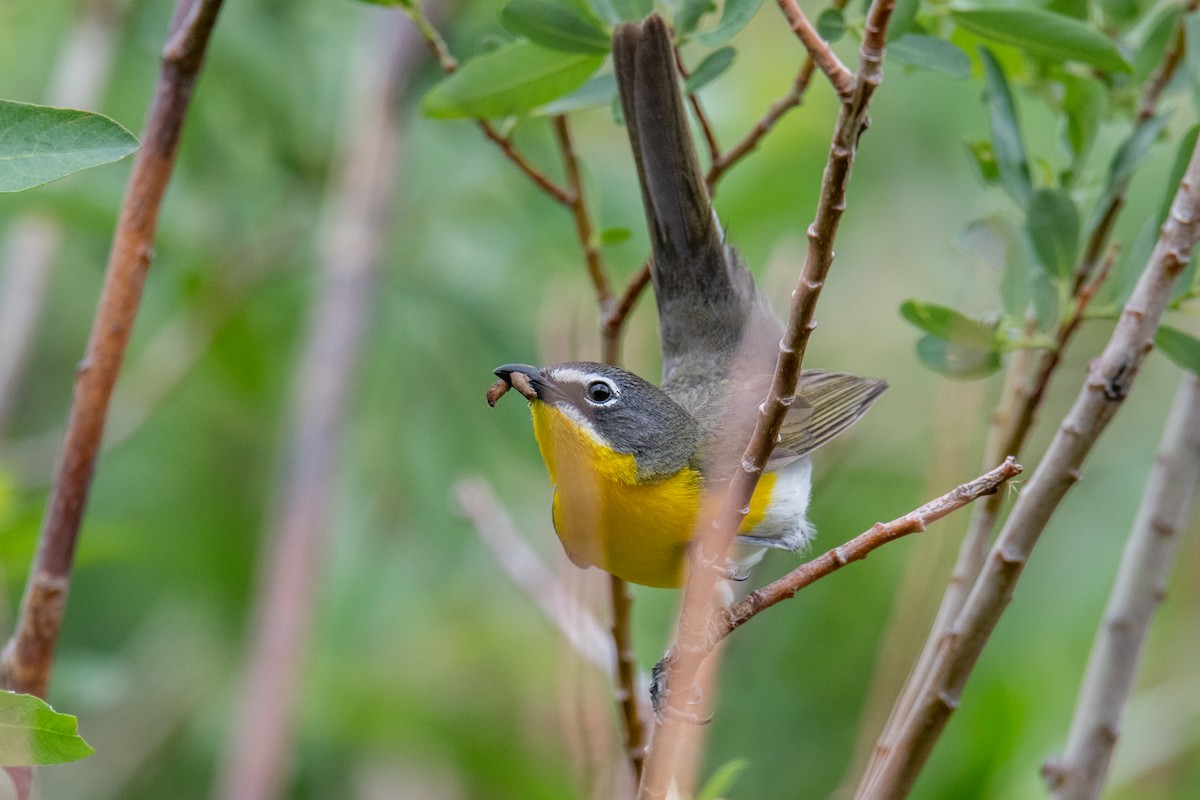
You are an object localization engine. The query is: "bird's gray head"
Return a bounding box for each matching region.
[493,361,700,480]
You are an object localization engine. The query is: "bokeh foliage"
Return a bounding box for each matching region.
[0,0,1198,797]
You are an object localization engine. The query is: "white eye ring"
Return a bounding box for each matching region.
[584,379,618,406]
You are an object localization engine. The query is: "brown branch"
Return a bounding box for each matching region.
[552,115,611,305]
[211,17,417,800]
[856,129,1200,800]
[638,1,896,796]
[479,120,574,206]
[609,574,647,780]
[775,0,855,102]
[1045,373,1200,799]
[600,261,652,365]
[0,0,225,700]
[719,458,1022,643]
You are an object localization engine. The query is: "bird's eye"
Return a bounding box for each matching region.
[585,380,616,405]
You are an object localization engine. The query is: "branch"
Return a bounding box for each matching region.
[775,0,855,102]
[856,129,1200,800]
[718,458,1022,642]
[552,115,611,305]
[1044,373,1200,799]
[638,1,896,795]
[600,261,651,365]
[0,0,225,700]
[479,120,574,206]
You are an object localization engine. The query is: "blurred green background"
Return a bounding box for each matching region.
[1,0,1197,797]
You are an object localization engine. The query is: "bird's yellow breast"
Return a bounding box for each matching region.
[529,402,775,588]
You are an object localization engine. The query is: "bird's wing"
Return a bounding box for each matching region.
[776,370,888,459]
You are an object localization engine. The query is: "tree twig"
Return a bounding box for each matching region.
[552,115,610,306]
[0,0,225,700]
[600,261,651,365]
[775,0,855,102]
[856,131,1200,800]
[1044,373,1200,799]
[719,458,1022,642]
[638,1,896,796]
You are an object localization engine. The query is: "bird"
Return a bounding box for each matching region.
[491,13,885,589]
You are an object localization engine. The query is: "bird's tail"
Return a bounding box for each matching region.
[612,15,776,388]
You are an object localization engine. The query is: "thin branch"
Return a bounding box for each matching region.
[1044,373,1200,799]
[775,0,855,102]
[453,478,615,673]
[609,574,647,780]
[638,1,896,795]
[0,0,225,700]
[856,130,1200,800]
[552,115,611,305]
[718,458,1022,644]
[479,120,574,206]
[600,261,651,365]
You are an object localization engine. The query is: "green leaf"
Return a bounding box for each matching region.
[916,334,1004,379]
[697,0,765,46]
[600,227,631,245]
[979,48,1032,207]
[589,0,651,24]
[817,9,846,43]
[1155,325,1200,374]
[887,0,921,41]
[900,300,999,349]
[950,7,1132,73]
[677,0,716,34]
[965,139,1000,184]
[1187,11,1200,107]
[0,691,94,766]
[1134,5,1181,82]
[696,758,749,800]
[534,72,616,115]
[684,48,736,93]
[1046,0,1087,20]
[1106,215,1158,305]
[1026,188,1080,280]
[888,34,972,77]
[0,100,138,193]
[1059,73,1106,181]
[423,43,604,119]
[1106,113,1169,193]
[500,0,611,54]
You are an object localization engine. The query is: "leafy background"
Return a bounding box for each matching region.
[1,0,1198,797]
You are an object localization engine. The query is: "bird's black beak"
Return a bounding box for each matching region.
[493,364,547,401]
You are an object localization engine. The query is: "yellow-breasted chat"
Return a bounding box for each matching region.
[492,15,885,588]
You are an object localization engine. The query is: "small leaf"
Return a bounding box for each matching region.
[900,300,999,350]
[677,0,716,34]
[817,9,846,43]
[916,334,1004,379]
[0,101,139,192]
[696,758,749,800]
[423,43,604,119]
[979,47,1032,208]
[1059,73,1106,180]
[0,691,94,766]
[1106,216,1158,305]
[1186,11,1200,107]
[887,0,921,41]
[965,139,1000,184]
[589,0,651,24]
[1026,188,1080,280]
[887,34,972,77]
[600,227,631,245]
[1046,0,1087,20]
[684,48,736,93]
[534,72,617,115]
[697,0,765,46]
[500,0,611,54]
[1106,113,1170,193]
[1134,5,1181,82]
[951,7,1132,73]
[1155,325,1200,374]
